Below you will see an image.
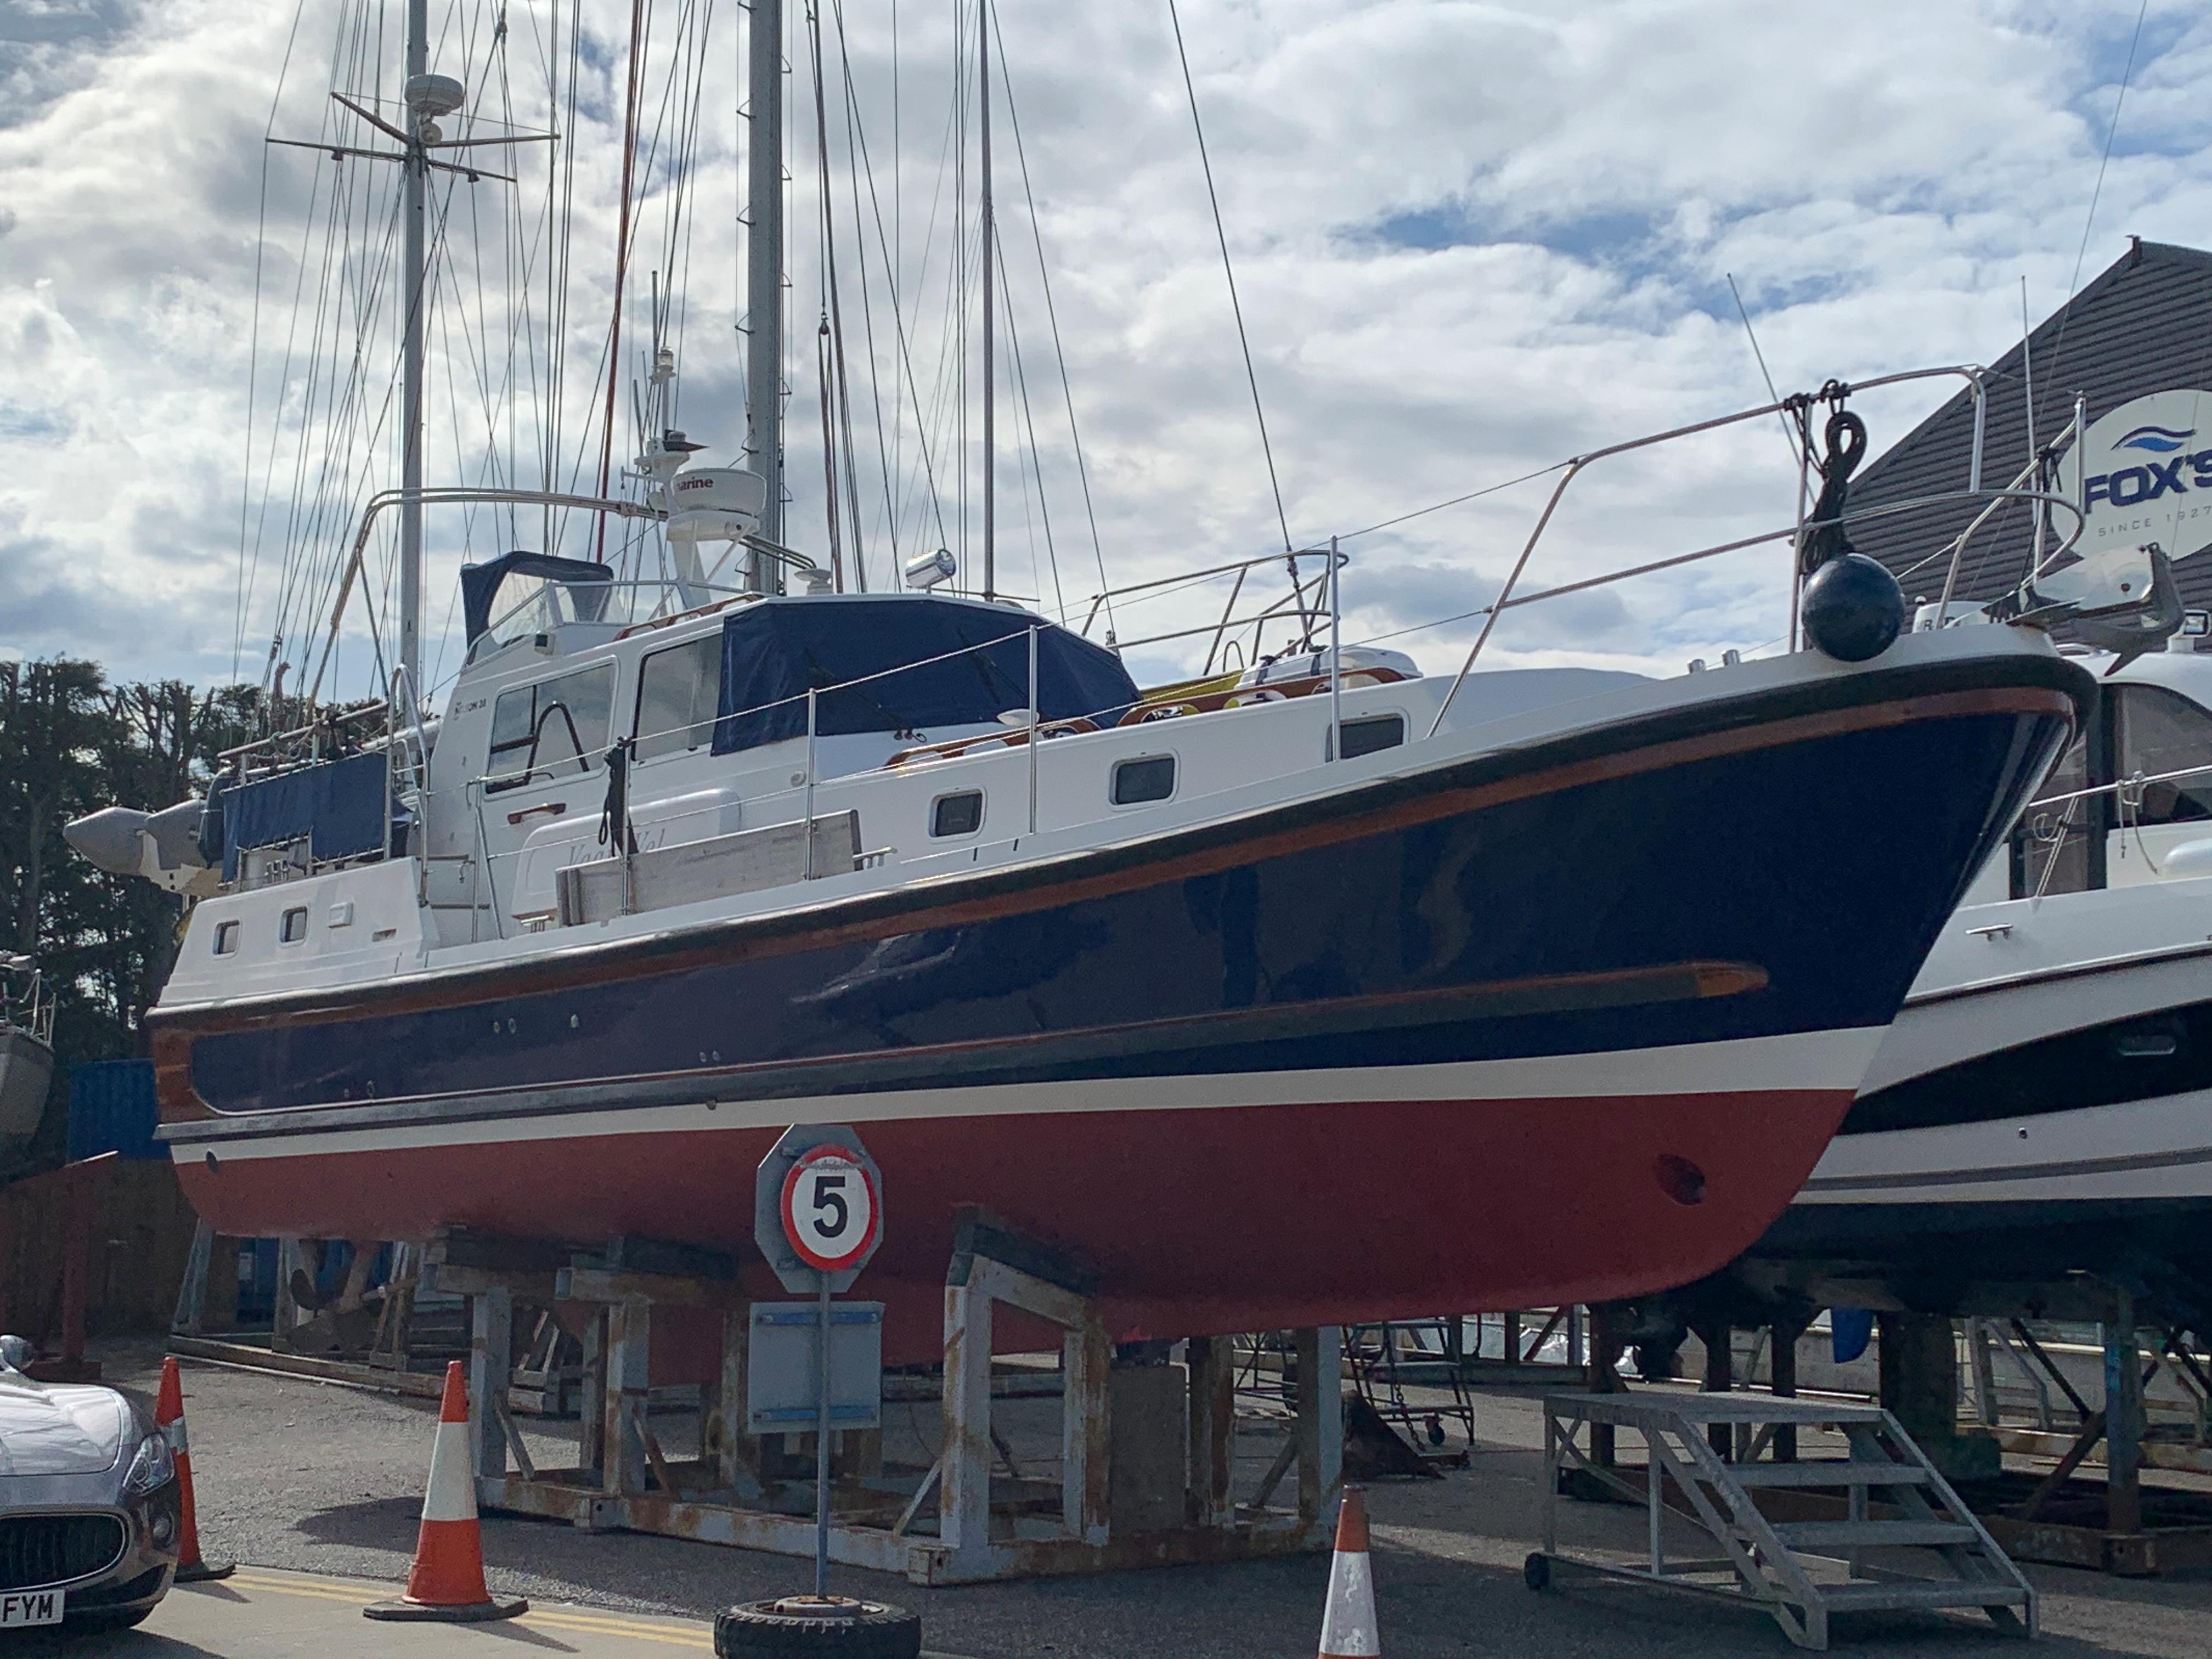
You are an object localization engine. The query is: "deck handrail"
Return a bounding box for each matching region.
[1423,365,2093,737]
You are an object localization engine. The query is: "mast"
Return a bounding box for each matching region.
[399,0,427,706]
[978,0,995,601]
[747,0,786,585]
[595,0,648,562]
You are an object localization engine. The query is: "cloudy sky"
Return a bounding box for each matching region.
[2,0,2207,703]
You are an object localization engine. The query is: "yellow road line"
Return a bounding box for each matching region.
[223,1571,712,1647]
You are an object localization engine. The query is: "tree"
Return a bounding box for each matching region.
[0,660,262,1068]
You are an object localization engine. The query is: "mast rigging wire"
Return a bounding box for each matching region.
[2033,0,2150,444]
[1165,0,1293,557]
[997,229,1065,621]
[830,0,906,576]
[989,0,1111,631]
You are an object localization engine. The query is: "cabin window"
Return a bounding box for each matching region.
[213,919,240,956]
[931,790,984,838]
[280,907,309,945]
[2115,685,2212,827]
[487,662,614,792]
[635,634,722,761]
[1331,713,1405,761]
[1111,755,1176,806]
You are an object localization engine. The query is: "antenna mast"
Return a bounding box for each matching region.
[399,0,428,705]
[978,0,995,601]
[746,0,786,586]
[269,9,545,703]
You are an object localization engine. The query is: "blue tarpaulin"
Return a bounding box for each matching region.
[1831,1306,1875,1365]
[67,1060,160,1161]
[713,596,1138,754]
[220,752,390,879]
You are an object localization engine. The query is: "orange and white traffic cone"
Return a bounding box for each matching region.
[1318,1485,1381,1658]
[156,1356,233,1583]
[364,1362,527,1623]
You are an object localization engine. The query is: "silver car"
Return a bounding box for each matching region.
[0,1336,179,1632]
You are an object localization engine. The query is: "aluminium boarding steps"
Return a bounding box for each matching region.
[1532,1393,2035,1650]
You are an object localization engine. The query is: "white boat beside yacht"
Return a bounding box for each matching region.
[1771,640,2212,1291]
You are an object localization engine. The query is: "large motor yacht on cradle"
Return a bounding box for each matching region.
[68,375,2142,1367]
[56,2,2159,1369]
[1759,632,2212,1302]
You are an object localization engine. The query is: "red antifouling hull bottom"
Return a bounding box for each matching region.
[179,1082,1850,1369]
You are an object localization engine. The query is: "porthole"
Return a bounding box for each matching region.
[213,919,240,956]
[1111,754,1176,806]
[1331,713,1406,761]
[931,789,984,838]
[280,907,309,945]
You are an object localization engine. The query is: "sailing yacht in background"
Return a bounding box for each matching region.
[63,0,2143,1369]
[0,957,54,1156]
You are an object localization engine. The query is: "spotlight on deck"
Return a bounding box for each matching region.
[905,548,957,591]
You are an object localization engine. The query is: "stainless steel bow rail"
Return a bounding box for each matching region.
[1424,365,2090,738]
[1532,1391,2034,1650]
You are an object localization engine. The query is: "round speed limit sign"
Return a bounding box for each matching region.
[778,1145,881,1273]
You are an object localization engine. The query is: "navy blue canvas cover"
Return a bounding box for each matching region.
[220,752,390,879]
[461,552,613,644]
[713,597,1137,753]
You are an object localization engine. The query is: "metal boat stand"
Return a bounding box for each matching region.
[1779,1277,2212,1574]
[1534,1392,2035,1651]
[430,1218,1344,1584]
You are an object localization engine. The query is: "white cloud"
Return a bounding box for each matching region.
[1,0,2208,700]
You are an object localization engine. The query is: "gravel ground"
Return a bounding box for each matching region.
[94,1338,2212,1658]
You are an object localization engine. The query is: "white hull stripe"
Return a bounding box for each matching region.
[173,1028,1882,1165]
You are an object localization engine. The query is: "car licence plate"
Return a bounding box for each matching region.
[0,1589,63,1627]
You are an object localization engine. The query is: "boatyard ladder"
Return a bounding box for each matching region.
[1533,1393,2034,1650]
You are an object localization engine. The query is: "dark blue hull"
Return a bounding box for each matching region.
[161,658,2081,1135]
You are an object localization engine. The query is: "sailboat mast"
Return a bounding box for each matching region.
[398,0,427,706]
[978,0,995,601]
[747,0,786,585]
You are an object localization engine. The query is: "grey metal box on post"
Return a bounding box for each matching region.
[746,1301,884,1436]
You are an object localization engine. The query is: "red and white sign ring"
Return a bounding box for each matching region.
[778,1145,881,1273]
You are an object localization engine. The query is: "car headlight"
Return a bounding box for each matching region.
[121,1431,176,1499]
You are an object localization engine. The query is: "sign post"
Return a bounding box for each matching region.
[755,1125,883,1598]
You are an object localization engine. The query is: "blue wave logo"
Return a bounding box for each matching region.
[2114,424,2196,453]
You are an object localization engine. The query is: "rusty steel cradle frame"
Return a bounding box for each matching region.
[429,1221,1347,1584]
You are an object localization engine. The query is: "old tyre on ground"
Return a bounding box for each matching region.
[714,1596,922,1658]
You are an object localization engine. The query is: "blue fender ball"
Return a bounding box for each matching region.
[1801,552,1905,662]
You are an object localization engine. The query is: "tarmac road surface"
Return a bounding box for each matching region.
[10,1568,729,1656]
[58,1339,2212,1658]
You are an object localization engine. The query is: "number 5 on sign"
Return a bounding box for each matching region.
[782,1148,878,1271]
[754,1125,885,1294]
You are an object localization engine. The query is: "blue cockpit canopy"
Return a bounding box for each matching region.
[461,552,614,645]
[713,597,1138,754]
